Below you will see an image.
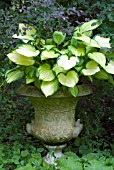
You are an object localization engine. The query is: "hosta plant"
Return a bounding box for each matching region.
[5,19,114,97]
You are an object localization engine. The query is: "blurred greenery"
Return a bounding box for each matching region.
[0,0,114,169]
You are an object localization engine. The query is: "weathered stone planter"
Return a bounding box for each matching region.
[17,84,92,163]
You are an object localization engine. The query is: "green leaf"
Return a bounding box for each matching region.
[6,69,24,83]
[79,19,102,33]
[95,36,111,49]
[104,60,114,74]
[59,49,69,55]
[69,86,79,97]
[38,63,55,81]
[88,52,106,67]
[16,44,39,57]
[58,70,79,87]
[57,156,82,170]
[34,79,41,89]
[84,159,113,170]
[53,31,66,45]
[41,79,59,97]
[68,45,85,56]
[94,69,109,80]
[57,55,79,70]
[7,50,35,66]
[82,61,100,76]
[25,66,36,78]
[43,45,56,50]
[26,75,36,84]
[41,50,59,60]
[53,64,67,75]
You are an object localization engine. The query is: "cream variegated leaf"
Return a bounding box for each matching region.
[104,60,114,74]
[95,36,111,49]
[41,50,59,60]
[38,63,55,81]
[16,44,39,57]
[58,70,79,87]
[82,61,100,76]
[57,55,79,70]
[7,50,35,66]
[88,52,106,67]
[41,79,59,97]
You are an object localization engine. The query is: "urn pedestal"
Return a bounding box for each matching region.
[17,84,92,164]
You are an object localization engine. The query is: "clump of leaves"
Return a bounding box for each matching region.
[5,20,114,97]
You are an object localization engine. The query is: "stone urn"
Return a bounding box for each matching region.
[17,84,92,164]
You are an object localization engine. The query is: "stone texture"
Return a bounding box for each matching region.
[17,84,92,144]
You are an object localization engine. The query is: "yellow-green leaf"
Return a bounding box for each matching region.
[79,19,102,33]
[105,60,114,74]
[69,86,79,97]
[16,44,39,57]
[58,70,79,87]
[7,50,35,66]
[53,31,66,45]
[6,69,24,83]
[41,50,59,60]
[57,55,79,70]
[95,36,111,49]
[82,61,100,76]
[38,63,55,81]
[41,79,59,97]
[88,52,106,67]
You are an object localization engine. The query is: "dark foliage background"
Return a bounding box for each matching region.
[0,0,114,169]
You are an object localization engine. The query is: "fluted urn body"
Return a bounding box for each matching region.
[17,84,92,145]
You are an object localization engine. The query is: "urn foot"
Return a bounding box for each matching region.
[43,144,67,165]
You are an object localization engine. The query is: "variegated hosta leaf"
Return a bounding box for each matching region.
[82,61,100,76]
[13,34,34,43]
[68,45,85,56]
[69,86,79,97]
[18,23,36,35]
[53,64,67,75]
[16,44,39,57]
[41,79,59,97]
[79,19,102,33]
[41,50,59,60]
[7,50,35,66]
[57,55,79,70]
[38,63,55,81]
[95,69,109,80]
[58,70,79,87]
[73,34,91,43]
[86,39,100,48]
[6,69,24,83]
[13,23,36,43]
[94,36,111,49]
[53,31,66,45]
[73,34,100,48]
[104,60,114,74]
[88,52,106,68]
